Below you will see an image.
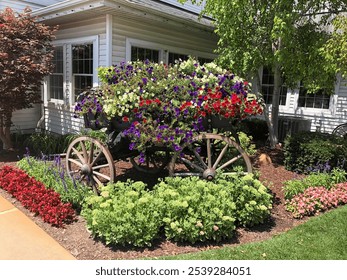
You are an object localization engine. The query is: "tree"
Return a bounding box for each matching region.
[322,15,347,78]
[0,7,57,150]
[180,0,347,147]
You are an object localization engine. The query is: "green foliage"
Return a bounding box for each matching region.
[0,7,57,149]
[17,156,92,210]
[81,181,162,247]
[80,174,272,247]
[154,176,236,243]
[321,15,347,78]
[236,131,257,156]
[284,131,347,174]
[240,118,268,142]
[159,204,347,260]
[181,1,347,91]
[283,168,347,200]
[154,175,272,243]
[23,133,76,155]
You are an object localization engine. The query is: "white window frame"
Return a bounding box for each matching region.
[126,38,164,62]
[45,36,99,108]
[45,44,66,106]
[260,66,289,109]
[125,38,215,64]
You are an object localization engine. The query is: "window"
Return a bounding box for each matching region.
[198,57,213,64]
[131,46,159,62]
[261,67,287,105]
[298,86,330,109]
[49,46,64,100]
[168,52,188,64]
[72,44,93,100]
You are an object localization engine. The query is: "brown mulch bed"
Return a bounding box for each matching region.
[0,147,307,260]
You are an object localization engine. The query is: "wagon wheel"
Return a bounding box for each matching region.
[66,136,115,194]
[130,148,170,174]
[168,133,252,180]
[332,123,347,139]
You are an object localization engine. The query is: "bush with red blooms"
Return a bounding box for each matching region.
[0,166,75,227]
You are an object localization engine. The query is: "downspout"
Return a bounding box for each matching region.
[36,104,45,133]
[36,84,45,133]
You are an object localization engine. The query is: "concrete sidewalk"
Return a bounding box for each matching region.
[0,195,76,260]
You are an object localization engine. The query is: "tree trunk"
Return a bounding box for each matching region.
[253,72,276,148]
[269,62,281,148]
[0,111,14,150]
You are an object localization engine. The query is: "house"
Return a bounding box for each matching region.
[3,0,347,139]
[4,0,217,135]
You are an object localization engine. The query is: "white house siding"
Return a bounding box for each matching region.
[43,8,217,135]
[277,78,347,135]
[111,14,217,65]
[43,16,106,134]
[1,1,58,134]
[10,104,42,133]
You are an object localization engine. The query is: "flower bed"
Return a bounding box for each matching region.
[286,184,347,218]
[0,166,75,227]
[74,58,263,159]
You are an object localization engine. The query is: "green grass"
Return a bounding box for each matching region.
[156,205,347,260]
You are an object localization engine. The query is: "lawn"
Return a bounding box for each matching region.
[157,204,347,260]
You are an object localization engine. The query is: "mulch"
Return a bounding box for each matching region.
[0,147,308,260]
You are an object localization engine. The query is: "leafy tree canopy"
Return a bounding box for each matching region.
[0,7,57,149]
[180,0,347,93]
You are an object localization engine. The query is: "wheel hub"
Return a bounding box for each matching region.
[80,164,92,175]
[203,168,216,180]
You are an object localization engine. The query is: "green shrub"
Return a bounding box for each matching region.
[227,174,273,227]
[239,118,268,142]
[23,133,76,155]
[284,131,347,174]
[81,181,163,247]
[236,131,257,155]
[17,156,92,210]
[154,174,272,243]
[283,168,347,200]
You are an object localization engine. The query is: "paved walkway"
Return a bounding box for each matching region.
[0,195,76,260]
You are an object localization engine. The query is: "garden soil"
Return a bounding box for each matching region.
[0,147,308,260]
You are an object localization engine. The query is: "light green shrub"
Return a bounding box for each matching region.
[81,181,163,247]
[154,174,272,243]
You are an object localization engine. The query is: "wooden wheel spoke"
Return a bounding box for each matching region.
[206,138,212,168]
[68,169,80,175]
[71,147,85,163]
[67,157,83,167]
[92,163,112,170]
[89,142,95,164]
[216,154,243,170]
[192,148,208,169]
[92,175,103,186]
[78,174,86,182]
[180,156,204,172]
[80,141,88,161]
[93,171,111,181]
[91,150,103,167]
[213,143,229,169]
[173,172,202,177]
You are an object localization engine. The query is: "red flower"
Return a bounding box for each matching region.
[122,116,129,122]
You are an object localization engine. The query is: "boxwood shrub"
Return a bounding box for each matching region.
[284,131,347,174]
